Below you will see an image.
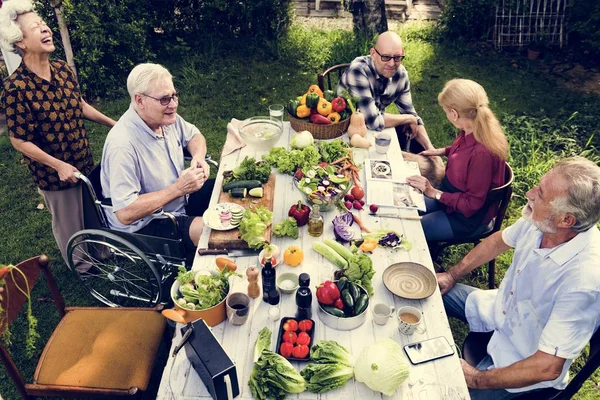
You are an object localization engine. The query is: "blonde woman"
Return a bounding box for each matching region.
[407,79,509,241]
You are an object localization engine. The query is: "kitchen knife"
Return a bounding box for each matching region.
[370,212,422,220]
[197,248,258,257]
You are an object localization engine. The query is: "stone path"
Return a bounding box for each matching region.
[408,0,443,20]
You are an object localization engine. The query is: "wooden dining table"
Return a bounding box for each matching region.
[157,122,470,400]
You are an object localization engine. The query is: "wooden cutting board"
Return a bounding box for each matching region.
[208,173,276,249]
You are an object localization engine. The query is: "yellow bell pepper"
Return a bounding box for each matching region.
[307,84,324,98]
[300,93,307,105]
[283,245,304,267]
[317,97,332,116]
[296,104,311,118]
[360,239,378,252]
[327,112,341,124]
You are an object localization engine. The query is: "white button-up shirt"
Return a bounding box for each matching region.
[465,217,600,392]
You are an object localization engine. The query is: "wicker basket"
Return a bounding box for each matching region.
[288,112,350,140]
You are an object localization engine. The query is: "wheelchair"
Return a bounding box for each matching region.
[66,154,218,308]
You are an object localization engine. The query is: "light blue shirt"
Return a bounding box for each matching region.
[100,105,199,232]
[465,217,600,392]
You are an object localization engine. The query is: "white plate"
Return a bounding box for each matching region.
[204,203,245,231]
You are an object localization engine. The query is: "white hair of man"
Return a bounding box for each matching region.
[0,0,34,56]
[551,156,600,232]
[127,63,173,103]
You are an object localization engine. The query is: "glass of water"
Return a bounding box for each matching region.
[269,104,284,122]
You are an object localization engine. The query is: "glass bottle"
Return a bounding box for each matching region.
[307,204,324,237]
[295,273,312,320]
[262,260,276,303]
[268,289,281,321]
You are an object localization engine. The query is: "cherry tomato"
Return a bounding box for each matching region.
[282,331,297,345]
[297,332,311,346]
[292,344,310,358]
[283,319,298,332]
[298,319,313,332]
[279,342,294,358]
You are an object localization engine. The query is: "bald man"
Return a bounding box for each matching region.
[337,31,434,152]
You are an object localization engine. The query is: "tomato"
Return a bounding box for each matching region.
[297,332,311,346]
[282,331,297,345]
[298,319,313,332]
[350,185,364,201]
[279,342,294,358]
[292,344,309,358]
[283,319,298,332]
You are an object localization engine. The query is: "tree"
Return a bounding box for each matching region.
[346,0,388,37]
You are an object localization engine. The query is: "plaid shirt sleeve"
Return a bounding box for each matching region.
[393,69,423,126]
[338,62,386,131]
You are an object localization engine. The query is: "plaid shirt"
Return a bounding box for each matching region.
[337,56,423,131]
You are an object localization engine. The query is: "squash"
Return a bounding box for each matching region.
[346,99,367,138]
[350,133,372,148]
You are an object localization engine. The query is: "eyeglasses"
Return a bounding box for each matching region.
[374,48,405,63]
[142,92,180,106]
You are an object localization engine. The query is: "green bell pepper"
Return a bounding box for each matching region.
[324,90,335,102]
[306,93,320,109]
[287,100,300,117]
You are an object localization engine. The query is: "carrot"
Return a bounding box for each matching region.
[352,213,371,233]
[330,157,349,165]
[215,257,237,272]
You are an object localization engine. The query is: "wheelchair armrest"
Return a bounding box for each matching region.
[150,210,181,236]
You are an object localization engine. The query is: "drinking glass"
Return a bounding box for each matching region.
[269,104,284,122]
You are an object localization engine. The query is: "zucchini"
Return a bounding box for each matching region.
[312,242,348,269]
[229,187,247,198]
[324,239,354,261]
[347,282,360,302]
[354,293,369,315]
[341,289,354,315]
[322,305,346,318]
[248,187,264,198]
[222,180,262,192]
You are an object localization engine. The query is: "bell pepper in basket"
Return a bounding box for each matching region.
[332,97,347,113]
[324,90,335,102]
[327,112,341,124]
[307,84,324,98]
[316,280,341,305]
[306,93,320,109]
[309,113,331,125]
[288,201,310,227]
[317,98,332,116]
[287,100,300,118]
[296,104,311,118]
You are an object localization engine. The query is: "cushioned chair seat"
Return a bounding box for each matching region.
[34,309,166,391]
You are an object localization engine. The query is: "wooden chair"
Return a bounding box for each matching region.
[317,63,350,92]
[431,163,514,289]
[0,255,167,399]
[462,328,600,399]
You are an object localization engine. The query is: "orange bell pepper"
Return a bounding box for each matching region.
[307,84,324,98]
[296,104,311,118]
[327,112,341,124]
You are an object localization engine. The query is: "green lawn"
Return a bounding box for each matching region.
[1,20,599,399]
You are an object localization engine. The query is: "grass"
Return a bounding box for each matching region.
[1,19,600,399]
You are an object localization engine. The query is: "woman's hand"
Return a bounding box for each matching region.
[56,161,80,183]
[419,148,445,157]
[406,175,437,198]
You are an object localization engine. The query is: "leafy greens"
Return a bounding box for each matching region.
[222,156,271,184]
[249,349,306,400]
[301,341,354,394]
[238,206,273,249]
[262,145,321,175]
[273,217,299,239]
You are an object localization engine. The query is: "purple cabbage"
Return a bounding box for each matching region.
[378,232,402,248]
[332,213,355,242]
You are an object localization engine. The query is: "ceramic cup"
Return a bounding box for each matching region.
[226,292,250,325]
[374,132,392,154]
[269,104,284,122]
[397,306,426,335]
[372,303,395,325]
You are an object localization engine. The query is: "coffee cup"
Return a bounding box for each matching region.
[372,303,395,325]
[226,292,250,325]
[374,132,392,154]
[397,306,426,335]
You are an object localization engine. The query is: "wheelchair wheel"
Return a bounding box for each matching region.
[66,229,162,307]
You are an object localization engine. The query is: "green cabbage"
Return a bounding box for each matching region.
[353,339,410,396]
[291,130,314,149]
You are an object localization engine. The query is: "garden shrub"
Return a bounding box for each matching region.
[568,0,600,61]
[438,0,498,41]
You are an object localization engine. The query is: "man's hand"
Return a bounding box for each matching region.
[176,166,206,195]
[437,271,457,295]
[419,148,445,157]
[461,358,481,388]
[190,155,210,178]
[406,175,436,198]
[56,161,80,183]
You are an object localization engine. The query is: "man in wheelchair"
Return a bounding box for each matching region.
[100,63,215,255]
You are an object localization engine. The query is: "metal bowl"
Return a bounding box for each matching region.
[317,282,369,330]
[238,116,284,151]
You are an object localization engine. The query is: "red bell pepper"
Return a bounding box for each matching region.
[334,298,344,311]
[292,344,310,358]
[288,200,310,227]
[282,331,297,345]
[316,280,341,305]
[309,113,331,125]
[297,332,311,346]
[280,342,294,358]
[298,319,313,332]
[331,97,347,113]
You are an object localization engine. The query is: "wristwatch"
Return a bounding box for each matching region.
[435,191,442,201]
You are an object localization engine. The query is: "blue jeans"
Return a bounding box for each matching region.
[444,284,529,400]
[421,197,455,241]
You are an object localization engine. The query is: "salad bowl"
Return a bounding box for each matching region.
[294,165,350,212]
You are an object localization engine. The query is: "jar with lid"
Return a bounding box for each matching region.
[307,205,324,237]
[295,273,312,320]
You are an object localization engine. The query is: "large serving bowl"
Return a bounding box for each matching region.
[293,165,351,212]
[162,279,228,326]
[317,282,369,330]
[239,116,284,151]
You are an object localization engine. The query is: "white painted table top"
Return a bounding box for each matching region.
[157,122,469,400]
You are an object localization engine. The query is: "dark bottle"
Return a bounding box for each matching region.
[295,272,313,320]
[262,260,276,303]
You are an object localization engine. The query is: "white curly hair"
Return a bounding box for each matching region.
[0,0,35,56]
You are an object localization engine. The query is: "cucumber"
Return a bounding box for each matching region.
[354,293,369,315]
[347,282,360,302]
[229,187,247,198]
[248,187,264,198]
[322,305,346,318]
[341,289,354,312]
[312,242,348,269]
[323,239,354,261]
[222,180,262,192]
[336,277,349,292]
